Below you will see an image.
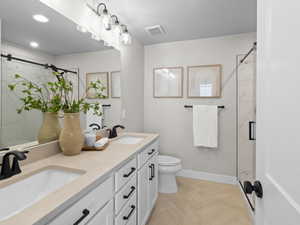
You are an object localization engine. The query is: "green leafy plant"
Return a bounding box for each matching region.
[51,72,106,116]
[8,74,63,114]
[8,72,106,116]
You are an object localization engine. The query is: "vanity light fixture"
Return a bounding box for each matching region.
[97,3,111,31]
[86,2,132,45]
[33,14,49,23]
[30,41,39,48]
[121,25,132,45]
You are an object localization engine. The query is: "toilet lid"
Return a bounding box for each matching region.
[158,155,181,166]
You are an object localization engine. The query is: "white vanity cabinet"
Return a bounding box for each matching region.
[44,138,158,225]
[137,142,159,225]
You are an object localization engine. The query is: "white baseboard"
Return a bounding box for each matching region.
[177,169,237,185]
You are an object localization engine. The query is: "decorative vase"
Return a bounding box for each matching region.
[59,112,84,156]
[37,112,61,144]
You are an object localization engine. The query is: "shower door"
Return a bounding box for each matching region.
[0,58,51,147]
[237,51,256,210]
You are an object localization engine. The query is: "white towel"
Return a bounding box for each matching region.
[193,105,218,148]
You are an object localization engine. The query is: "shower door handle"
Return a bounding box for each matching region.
[249,121,256,141]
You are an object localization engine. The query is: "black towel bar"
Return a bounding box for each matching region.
[184,105,225,109]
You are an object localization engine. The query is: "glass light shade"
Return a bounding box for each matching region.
[121,32,132,45]
[114,24,122,36]
[102,14,112,31]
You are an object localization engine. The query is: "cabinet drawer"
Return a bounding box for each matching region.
[138,140,158,169]
[115,193,137,225]
[48,176,114,225]
[115,158,137,191]
[86,200,113,225]
[115,175,137,215]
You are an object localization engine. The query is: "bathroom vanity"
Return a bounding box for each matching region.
[0,133,159,225]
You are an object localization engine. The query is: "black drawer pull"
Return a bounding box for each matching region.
[249,121,256,140]
[123,167,136,178]
[73,209,90,225]
[148,149,155,155]
[123,186,135,199]
[123,205,136,220]
[149,164,153,181]
[152,164,155,179]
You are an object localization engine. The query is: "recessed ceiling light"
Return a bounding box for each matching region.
[33,14,49,23]
[30,42,39,48]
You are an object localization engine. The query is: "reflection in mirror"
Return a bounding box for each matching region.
[0,0,121,149]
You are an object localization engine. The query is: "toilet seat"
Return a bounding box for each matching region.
[158,155,181,166]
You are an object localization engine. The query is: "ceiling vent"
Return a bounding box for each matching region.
[145,25,165,36]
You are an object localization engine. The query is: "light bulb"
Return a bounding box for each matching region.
[121,32,132,45]
[102,13,111,31]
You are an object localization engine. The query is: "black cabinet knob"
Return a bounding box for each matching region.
[243,180,263,198]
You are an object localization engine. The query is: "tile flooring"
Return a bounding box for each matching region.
[146,177,252,225]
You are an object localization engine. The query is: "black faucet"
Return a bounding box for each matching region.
[89,123,101,130]
[107,125,125,139]
[0,150,29,180]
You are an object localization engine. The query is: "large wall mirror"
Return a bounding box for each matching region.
[0,0,122,148]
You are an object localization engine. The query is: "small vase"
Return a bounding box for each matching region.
[38,112,61,144]
[59,113,84,156]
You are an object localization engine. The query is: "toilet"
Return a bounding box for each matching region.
[158,155,182,193]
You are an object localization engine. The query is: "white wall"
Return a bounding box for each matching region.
[120,39,145,132]
[55,49,122,128]
[144,33,256,176]
[1,41,55,64]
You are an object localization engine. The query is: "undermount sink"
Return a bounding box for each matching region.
[0,166,84,221]
[114,135,145,145]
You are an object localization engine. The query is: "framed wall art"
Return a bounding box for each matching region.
[153,67,183,98]
[187,64,222,98]
[86,72,109,99]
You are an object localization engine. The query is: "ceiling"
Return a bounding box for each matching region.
[105,0,257,45]
[0,0,257,55]
[0,0,109,56]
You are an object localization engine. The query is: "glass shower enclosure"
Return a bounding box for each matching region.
[237,48,256,210]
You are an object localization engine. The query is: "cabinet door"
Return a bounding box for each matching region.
[137,162,151,225]
[86,200,113,225]
[148,154,158,210]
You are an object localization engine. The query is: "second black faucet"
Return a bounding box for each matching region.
[107,125,125,139]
